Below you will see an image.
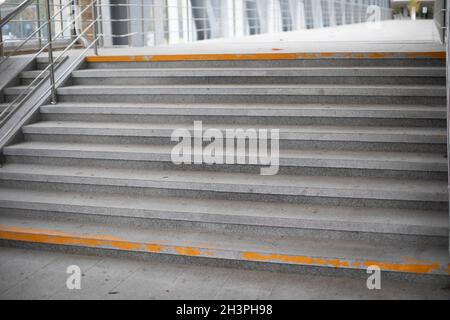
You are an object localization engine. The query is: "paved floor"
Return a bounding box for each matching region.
[90,20,444,56]
[0,247,449,300]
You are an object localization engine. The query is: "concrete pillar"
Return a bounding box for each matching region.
[180,0,190,42]
[167,0,180,43]
[297,0,306,29]
[434,0,445,43]
[311,0,323,28]
[206,0,220,38]
[234,0,245,37]
[109,0,128,46]
[328,0,336,26]
[220,0,232,38]
[100,0,113,47]
[153,0,165,45]
[267,0,280,33]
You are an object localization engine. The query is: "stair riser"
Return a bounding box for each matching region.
[0,180,446,211]
[35,63,51,70]
[35,60,65,71]
[20,76,48,86]
[3,94,28,103]
[85,59,446,69]
[0,208,446,246]
[23,134,447,153]
[68,76,446,86]
[57,94,447,105]
[40,113,447,128]
[5,155,447,181]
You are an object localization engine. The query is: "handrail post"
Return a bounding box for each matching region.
[92,0,98,55]
[0,10,4,59]
[446,0,450,252]
[36,0,42,50]
[46,0,57,104]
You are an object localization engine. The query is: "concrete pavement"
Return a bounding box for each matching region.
[0,247,449,300]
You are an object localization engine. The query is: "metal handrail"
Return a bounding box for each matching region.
[0,16,98,125]
[0,0,100,126]
[445,0,450,251]
[0,0,35,29]
[0,0,395,125]
[0,0,74,67]
[0,38,99,143]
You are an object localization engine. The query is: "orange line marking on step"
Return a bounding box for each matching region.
[0,224,205,257]
[241,252,443,275]
[175,246,202,257]
[145,243,162,253]
[0,224,447,275]
[0,224,144,251]
[241,252,350,268]
[85,51,445,63]
[361,260,440,274]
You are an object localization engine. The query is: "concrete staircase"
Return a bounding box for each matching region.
[1,56,63,103]
[0,53,449,281]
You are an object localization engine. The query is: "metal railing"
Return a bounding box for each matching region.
[0,0,101,127]
[0,0,394,126]
[85,0,392,48]
[2,1,392,51]
[445,0,450,248]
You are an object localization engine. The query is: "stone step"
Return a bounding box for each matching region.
[84,52,446,69]
[19,70,50,85]
[21,121,447,153]
[39,103,447,128]
[0,214,448,280]
[0,163,446,210]
[69,67,446,85]
[55,84,447,105]
[4,141,447,180]
[2,86,35,102]
[35,55,67,70]
[0,188,446,242]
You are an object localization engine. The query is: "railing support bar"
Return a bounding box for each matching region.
[0,10,3,59]
[446,0,450,252]
[36,0,43,51]
[92,0,99,55]
[46,0,57,104]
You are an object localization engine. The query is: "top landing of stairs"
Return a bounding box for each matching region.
[85,20,445,61]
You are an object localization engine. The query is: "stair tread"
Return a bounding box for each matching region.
[70,67,446,77]
[22,121,446,145]
[0,163,446,201]
[3,86,34,94]
[57,84,446,90]
[22,121,447,146]
[20,70,49,78]
[0,214,448,275]
[40,102,447,110]
[0,188,446,236]
[4,141,447,169]
[39,102,447,119]
[23,121,446,134]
